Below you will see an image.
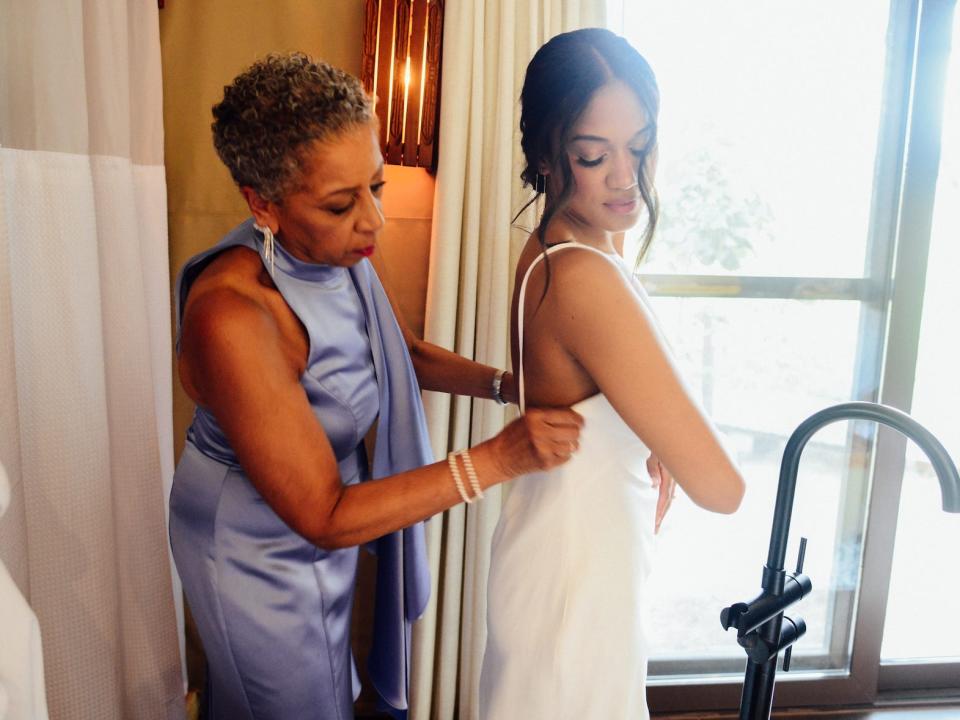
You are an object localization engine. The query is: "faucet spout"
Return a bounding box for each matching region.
[768,401,960,574]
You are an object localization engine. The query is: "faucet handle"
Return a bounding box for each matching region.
[781,615,807,671]
[795,536,808,574]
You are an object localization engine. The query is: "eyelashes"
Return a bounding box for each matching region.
[326,181,387,215]
[575,156,604,168]
[573,149,648,168]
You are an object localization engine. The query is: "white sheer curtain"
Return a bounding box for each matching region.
[0,2,183,718]
[410,2,606,718]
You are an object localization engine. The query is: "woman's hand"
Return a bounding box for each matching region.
[648,453,676,534]
[484,407,584,477]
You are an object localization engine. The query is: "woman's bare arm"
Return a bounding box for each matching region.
[406,341,517,404]
[547,251,744,514]
[368,253,517,402]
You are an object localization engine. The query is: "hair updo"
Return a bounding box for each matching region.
[212,52,373,203]
[519,28,660,259]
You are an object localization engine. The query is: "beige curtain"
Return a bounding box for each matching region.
[411,2,607,718]
[0,1,184,718]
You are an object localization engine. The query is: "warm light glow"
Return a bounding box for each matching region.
[417,9,429,150]
[361,0,443,168]
[401,56,412,145]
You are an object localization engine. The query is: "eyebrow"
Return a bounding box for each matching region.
[319,187,356,200]
[570,125,652,144]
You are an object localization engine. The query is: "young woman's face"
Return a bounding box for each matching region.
[558,79,656,236]
[271,122,386,267]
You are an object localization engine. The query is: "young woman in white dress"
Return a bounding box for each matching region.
[479,29,746,719]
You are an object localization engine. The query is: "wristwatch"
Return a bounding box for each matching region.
[492,369,508,405]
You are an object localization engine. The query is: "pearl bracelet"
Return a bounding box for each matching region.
[448,451,473,504]
[448,450,483,503]
[460,449,484,500]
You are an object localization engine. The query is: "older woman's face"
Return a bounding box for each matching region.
[272,122,386,267]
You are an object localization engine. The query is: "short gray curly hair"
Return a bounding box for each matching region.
[212,52,374,202]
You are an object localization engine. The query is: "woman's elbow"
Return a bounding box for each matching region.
[716,471,746,514]
[686,469,745,515]
[295,502,350,551]
[407,336,428,363]
[306,521,351,551]
[406,339,429,380]
[314,535,351,551]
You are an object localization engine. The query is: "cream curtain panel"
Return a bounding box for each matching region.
[0,2,183,718]
[411,2,607,718]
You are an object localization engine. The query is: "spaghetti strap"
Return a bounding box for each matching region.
[515,242,623,414]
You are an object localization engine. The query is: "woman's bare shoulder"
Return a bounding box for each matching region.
[179,246,289,388]
[184,247,281,327]
[514,233,546,284]
[531,243,629,304]
[517,233,621,286]
[187,245,271,298]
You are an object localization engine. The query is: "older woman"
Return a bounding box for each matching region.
[169,53,582,720]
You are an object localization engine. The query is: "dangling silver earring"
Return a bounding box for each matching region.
[535,172,546,194]
[254,223,275,278]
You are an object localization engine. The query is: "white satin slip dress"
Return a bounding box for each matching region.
[479,242,658,720]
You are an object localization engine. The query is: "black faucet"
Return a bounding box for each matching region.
[721,401,960,720]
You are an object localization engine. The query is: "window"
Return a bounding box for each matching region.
[607,0,959,712]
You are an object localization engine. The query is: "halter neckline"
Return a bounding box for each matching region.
[260,232,349,287]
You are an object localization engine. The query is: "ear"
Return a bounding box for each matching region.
[240,186,280,233]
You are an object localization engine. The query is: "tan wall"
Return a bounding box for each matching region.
[379,164,435,339]
[159,3,434,710]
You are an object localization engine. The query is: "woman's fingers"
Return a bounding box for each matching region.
[538,411,583,454]
[531,407,584,430]
[525,408,583,468]
[549,438,579,458]
[654,462,677,534]
[487,407,585,476]
[647,454,661,488]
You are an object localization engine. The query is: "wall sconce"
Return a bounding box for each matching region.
[361,0,444,171]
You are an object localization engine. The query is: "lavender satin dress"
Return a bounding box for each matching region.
[169,220,431,720]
